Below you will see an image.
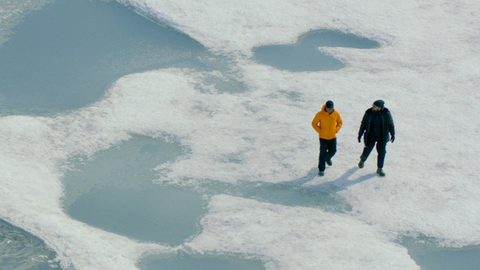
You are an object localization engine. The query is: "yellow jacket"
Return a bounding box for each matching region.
[312,104,343,140]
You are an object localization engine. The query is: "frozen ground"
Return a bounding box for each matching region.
[1,0,480,269]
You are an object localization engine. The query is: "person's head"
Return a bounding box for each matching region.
[372,100,384,111]
[325,100,334,113]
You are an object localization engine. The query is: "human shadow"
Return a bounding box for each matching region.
[282,167,376,195]
[283,167,320,186]
[230,167,352,212]
[311,167,377,194]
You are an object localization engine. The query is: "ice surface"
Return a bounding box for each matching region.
[185,195,418,270]
[1,0,480,269]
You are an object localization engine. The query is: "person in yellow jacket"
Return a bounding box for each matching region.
[311,100,343,176]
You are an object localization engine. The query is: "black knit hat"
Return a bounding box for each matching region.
[373,100,385,109]
[326,100,334,109]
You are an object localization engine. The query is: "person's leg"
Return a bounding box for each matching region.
[360,137,377,162]
[325,138,337,164]
[318,138,328,172]
[376,140,387,169]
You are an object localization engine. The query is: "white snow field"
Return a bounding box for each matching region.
[1,0,480,269]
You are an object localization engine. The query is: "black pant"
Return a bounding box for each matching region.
[360,136,387,168]
[318,138,337,172]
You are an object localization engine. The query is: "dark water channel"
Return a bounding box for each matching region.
[0,219,58,269]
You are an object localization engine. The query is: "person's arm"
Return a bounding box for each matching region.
[387,112,395,142]
[358,112,368,142]
[311,113,322,134]
[336,112,343,133]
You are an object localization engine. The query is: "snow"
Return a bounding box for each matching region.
[1,0,480,269]
[186,195,419,270]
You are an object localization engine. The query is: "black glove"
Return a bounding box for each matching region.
[390,134,395,143]
[358,135,362,143]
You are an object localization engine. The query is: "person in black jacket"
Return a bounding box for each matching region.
[357,100,395,176]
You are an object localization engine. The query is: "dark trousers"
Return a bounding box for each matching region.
[318,138,337,172]
[360,136,387,168]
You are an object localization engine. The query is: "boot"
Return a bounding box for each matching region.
[376,168,386,177]
[318,171,325,176]
[358,159,365,168]
[326,159,333,166]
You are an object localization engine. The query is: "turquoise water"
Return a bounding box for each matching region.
[413,247,480,270]
[0,0,205,115]
[253,30,379,72]
[63,135,206,246]
[399,235,480,270]
[137,251,265,270]
[1,0,480,269]
[68,186,206,246]
[62,135,189,209]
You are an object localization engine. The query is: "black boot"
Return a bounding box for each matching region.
[358,159,365,168]
[376,168,385,177]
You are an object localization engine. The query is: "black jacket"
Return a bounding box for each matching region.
[358,108,395,143]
